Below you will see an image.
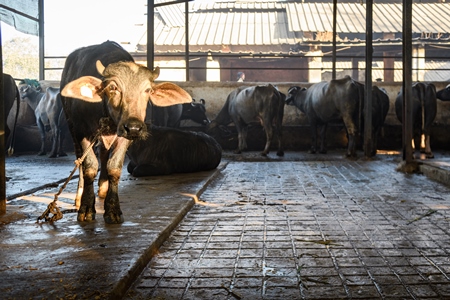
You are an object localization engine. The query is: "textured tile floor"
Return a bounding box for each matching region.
[128,158,450,299]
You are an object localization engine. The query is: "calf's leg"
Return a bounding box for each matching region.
[78,145,98,222]
[102,138,130,224]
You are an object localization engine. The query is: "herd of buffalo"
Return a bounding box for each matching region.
[3,41,450,223]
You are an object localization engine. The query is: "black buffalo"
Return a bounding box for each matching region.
[3,73,20,155]
[147,99,210,127]
[127,125,222,177]
[437,84,450,101]
[60,41,192,223]
[286,76,363,157]
[19,85,68,157]
[363,86,390,156]
[395,82,437,159]
[209,84,285,156]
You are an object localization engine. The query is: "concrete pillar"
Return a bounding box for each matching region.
[412,46,425,82]
[383,54,395,82]
[306,49,323,83]
[383,33,396,82]
[352,58,359,80]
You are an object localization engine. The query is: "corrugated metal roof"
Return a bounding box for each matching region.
[156,0,185,27]
[139,1,450,50]
[286,3,450,34]
[150,1,297,48]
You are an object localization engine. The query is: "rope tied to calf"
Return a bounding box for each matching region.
[37,117,112,223]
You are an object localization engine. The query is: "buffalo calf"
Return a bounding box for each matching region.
[60,41,192,223]
[127,126,222,177]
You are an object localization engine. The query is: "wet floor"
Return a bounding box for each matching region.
[127,155,450,299]
[2,151,450,299]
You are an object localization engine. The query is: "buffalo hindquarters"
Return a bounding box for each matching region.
[209,84,285,156]
[395,82,437,158]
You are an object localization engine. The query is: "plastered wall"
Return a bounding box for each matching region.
[174,81,450,127]
[9,80,450,153]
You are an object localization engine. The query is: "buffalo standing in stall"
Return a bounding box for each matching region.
[209,84,285,156]
[395,82,437,158]
[286,76,363,158]
[127,125,222,177]
[60,41,192,223]
[363,86,390,156]
[19,85,68,157]
[147,99,210,127]
[3,73,20,155]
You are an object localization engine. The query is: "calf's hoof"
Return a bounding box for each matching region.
[425,152,434,159]
[58,152,68,157]
[104,211,124,224]
[37,151,46,156]
[48,152,57,158]
[77,211,96,222]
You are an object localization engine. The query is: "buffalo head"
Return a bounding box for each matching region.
[61,60,192,140]
[437,84,450,101]
[183,99,210,125]
[285,86,306,106]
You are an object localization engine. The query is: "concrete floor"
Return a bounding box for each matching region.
[2,150,450,299]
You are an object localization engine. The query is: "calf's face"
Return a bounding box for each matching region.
[61,60,192,140]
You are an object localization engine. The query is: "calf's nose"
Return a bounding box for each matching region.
[123,118,145,139]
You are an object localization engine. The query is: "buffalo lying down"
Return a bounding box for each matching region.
[127,126,222,177]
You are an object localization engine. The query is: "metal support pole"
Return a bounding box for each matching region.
[332,0,337,80]
[0,25,6,214]
[402,0,413,163]
[147,0,155,70]
[39,0,44,80]
[364,0,373,157]
[185,0,189,81]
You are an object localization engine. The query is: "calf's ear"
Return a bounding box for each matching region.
[61,76,103,102]
[149,82,192,107]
